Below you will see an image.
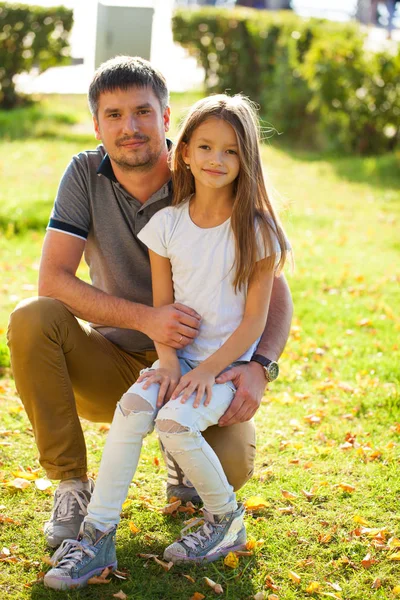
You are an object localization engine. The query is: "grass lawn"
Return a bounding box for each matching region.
[0,95,399,600]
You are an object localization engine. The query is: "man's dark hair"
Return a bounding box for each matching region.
[88,55,169,116]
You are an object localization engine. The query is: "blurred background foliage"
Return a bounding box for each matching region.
[0,2,73,108]
[172,7,400,154]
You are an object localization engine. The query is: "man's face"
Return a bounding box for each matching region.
[93,86,170,172]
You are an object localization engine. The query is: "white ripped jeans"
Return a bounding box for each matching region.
[85,358,238,532]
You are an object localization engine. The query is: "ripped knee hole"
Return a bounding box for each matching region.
[156,419,189,434]
[119,393,154,416]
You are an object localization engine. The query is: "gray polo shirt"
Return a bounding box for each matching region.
[48,144,172,352]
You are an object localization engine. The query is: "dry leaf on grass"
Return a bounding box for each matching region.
[253,593,266,600]
[392,586,400,595]
[5,478,31,490]
[281,490,297,500]
[153,456,160,467]
[268,595,279,600]
[244,496,270,511]
[361,552,378,568]
[327,582,342,592]
[88,566,112,584]
[12,470,38,481]
[138,553,158,559]
[388,552,400,561]
[87,576,111,584]
[288,570,301,584]
[160,499,181,514]
[129,521,140,534]
[318,593,342,600]
[265,575,279,591]
[371,578,382,589]
[306,581,321,593]
[190,593,205,600]
[224,551,239,569]
[35,478,52,491]
[335,483,356,493]
[204,576,223,594]
[42,556,54,566]
[183,574,195,583]
[353,515,370,526]
[113,591,127,599]
[154,557,173,571]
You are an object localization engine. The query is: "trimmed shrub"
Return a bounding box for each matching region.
[172,7,400,154]
[0,2,73,108]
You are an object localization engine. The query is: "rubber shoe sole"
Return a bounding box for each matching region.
[44,561,117,590]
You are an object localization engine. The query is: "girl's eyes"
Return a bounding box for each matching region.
[198,145,237,155]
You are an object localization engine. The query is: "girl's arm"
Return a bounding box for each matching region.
[137,250,181,406]
[171,257,275,406]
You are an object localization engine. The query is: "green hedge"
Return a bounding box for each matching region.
[0,2,73,108]
[172,8,400,154]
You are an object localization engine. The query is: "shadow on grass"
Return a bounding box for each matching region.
[277,143,400,192]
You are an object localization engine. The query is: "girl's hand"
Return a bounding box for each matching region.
[171,367,215,407]
[137,366,181,407]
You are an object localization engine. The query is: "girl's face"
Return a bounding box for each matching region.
[183,117,240,192]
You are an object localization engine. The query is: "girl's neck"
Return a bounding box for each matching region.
[190,184,234,228]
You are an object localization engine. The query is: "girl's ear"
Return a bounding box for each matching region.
[182,142,190,165]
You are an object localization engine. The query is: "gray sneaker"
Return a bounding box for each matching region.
[44,521,117,591]
[159,440,202,504]
[163,503,246,564]
[44,478,94,548]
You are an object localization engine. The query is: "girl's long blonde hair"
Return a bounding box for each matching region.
[171,94,289,292]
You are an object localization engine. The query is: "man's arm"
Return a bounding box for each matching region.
[38,230,200,348]
[216,274,293,425]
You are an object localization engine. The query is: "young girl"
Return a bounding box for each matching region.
[44,94,290,590]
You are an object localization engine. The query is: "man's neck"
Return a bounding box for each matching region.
[111,151,171,204]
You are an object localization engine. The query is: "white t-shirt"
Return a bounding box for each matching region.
[138,199,285,363]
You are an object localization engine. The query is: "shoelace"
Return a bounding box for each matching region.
[50,538,95,570]
[179,517,221,551]
[51,489,90,523]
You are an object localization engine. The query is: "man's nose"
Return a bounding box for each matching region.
[122,115,139,134]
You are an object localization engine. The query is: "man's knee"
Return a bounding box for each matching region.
[8,296,68,346]
[204,422,256,491]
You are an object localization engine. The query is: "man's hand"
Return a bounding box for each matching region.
[144,303,201,349]
[216,362,266,426]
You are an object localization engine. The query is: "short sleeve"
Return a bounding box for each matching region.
[137,207,170,258]
[48,154,91,240]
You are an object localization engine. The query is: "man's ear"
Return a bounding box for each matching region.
[93,116,101,141]
[163,106,171,132]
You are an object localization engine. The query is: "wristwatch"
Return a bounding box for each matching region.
[251,353,279,383]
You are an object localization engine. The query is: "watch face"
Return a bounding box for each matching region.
[267,361,279,381]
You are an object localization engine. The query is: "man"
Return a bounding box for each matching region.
[7,56,293,548]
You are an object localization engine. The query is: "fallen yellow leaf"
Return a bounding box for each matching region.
[371,578,382,589]
[306,581,321,593]
[87,576,111,584]
[224,552,239,569]
[113,591,127,600]
[253,593,266,600]
[288,570,301,584]
[129,521,140,534]
[244,496,269,511]
[389,552,400,561]
[12,471,38,481]
[183,574,195,583]
[35,478,52,491]
[353,515,370,526]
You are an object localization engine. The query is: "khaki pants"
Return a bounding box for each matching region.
[7,297,256,489]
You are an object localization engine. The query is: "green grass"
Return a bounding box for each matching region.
[0,94,399,599]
